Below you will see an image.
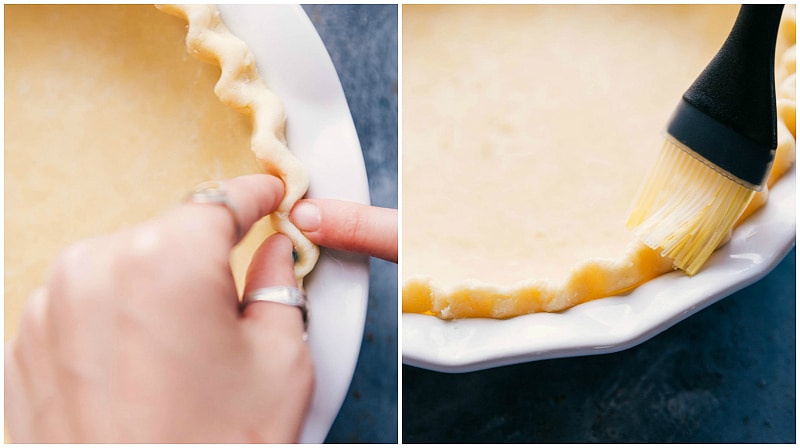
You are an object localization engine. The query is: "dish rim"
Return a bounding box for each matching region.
[402,167,795,373]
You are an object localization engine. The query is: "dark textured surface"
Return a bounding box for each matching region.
[301,5,398,444]
[403,248,795,443]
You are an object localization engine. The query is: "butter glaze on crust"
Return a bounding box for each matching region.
[157,4,319,282]
[403,6,796,320]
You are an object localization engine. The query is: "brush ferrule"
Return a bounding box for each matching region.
[666,98,775,190]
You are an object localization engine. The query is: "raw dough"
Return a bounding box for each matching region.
[402,5,796,319]
[4,4,317,340]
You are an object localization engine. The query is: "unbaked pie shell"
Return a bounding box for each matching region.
[402,5,796,320]
[5,4,318,339]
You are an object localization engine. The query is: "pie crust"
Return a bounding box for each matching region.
[402,5,796,319]
[156,5,319,280]
[4,5,317,339]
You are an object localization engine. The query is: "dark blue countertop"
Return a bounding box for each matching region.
[403,248,795,443]
[301,5,398,444]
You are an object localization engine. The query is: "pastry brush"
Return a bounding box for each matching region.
[626,4,784,275]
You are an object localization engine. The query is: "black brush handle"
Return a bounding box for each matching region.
[667,4,783,187]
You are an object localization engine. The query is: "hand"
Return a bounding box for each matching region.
[290,199,398,263]
[4,174,313,443]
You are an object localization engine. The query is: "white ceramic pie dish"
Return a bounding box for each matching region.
[217,5,370,443]
[403,166,795,373]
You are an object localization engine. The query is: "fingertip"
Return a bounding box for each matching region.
[289,200,322,233]
[236,174,286,224]
[288,199,398,262]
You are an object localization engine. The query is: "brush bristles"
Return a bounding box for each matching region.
[626,139,757,275]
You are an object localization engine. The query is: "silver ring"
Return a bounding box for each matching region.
[185,181,242,240]
[241,286,309,332]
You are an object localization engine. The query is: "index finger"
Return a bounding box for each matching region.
[290,199,398,262]
[176,174,285,248]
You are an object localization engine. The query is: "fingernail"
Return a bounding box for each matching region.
[290,201,321,232]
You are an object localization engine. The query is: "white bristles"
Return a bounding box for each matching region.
[626,139,757,275]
